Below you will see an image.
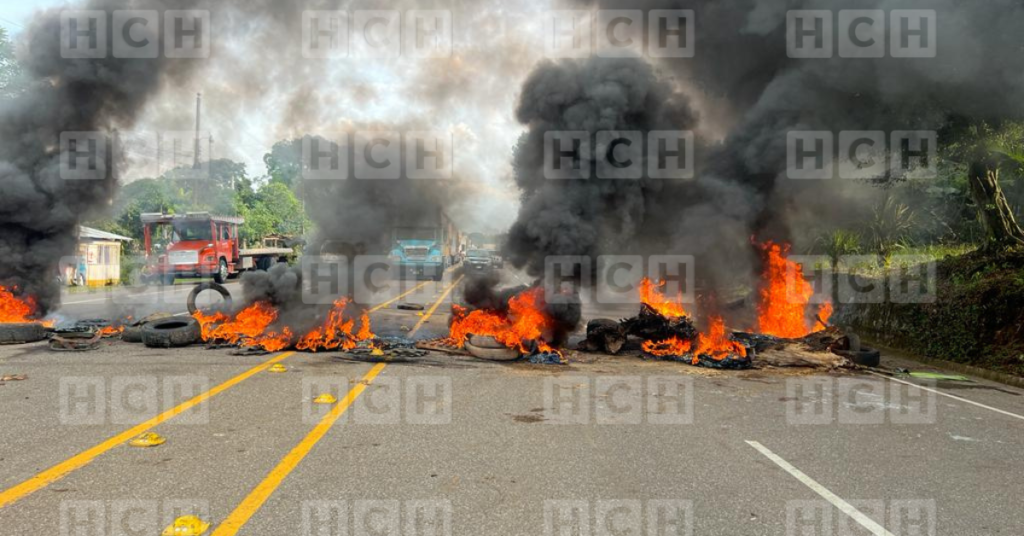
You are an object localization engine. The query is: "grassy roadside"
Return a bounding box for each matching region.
[839,248,1024,377]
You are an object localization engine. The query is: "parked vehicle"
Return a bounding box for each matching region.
[388,209,462,281]
[487,250,504,269]
[465,249,494,273]
[140,212,294,285]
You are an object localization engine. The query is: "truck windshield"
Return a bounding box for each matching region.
[173,221,213,241]
[396,228,436,241]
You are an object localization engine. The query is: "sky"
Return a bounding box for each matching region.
[2,0,559,234]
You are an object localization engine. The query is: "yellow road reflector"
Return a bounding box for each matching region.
[370,348,384,356]
[128,432,166,448]
[416,312,424,316]
[162,515,210,536]
[268,364,287,373]
[312,393,337,404]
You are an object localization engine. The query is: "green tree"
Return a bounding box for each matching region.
[0,27,26,100]
[942,120,1024,252]
[263,139,303,187]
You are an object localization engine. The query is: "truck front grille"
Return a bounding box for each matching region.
[168,251,199,265]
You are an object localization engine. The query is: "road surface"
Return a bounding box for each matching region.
[0,270,1021,535]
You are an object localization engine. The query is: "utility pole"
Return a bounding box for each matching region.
[193,92,202,207]
[193,92,202,169]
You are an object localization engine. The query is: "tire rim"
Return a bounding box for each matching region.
[219,261,227,280]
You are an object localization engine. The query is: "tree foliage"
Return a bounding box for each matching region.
[0,27,27,100]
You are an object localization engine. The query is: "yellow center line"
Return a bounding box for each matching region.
[409,275,463,337]
[0,351,296,509]
[210,277,461,535]
[367,280,430,313]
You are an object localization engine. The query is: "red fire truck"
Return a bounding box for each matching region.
[140,212,294,285]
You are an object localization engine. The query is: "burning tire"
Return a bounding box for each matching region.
[468,334,505,349]
[464,339,520,361]
[187,282,233,315]
[142,318,201,348]
[0,323,48,345]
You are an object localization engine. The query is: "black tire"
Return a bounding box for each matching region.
[213,258,229,284]
[187,282,233,315]
[121,325,144,343]
[142,318,201,348]
[464,339,520,361]
[122,313,175,343]
[256,256,273,271]
[0,323,48,345]
[468,334,505,349]
[834,347,881,368]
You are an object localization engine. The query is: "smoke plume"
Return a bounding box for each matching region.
[0,0,204,314]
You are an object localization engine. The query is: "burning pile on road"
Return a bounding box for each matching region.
[441,286,564,359]
[625,278,752,369]
[609,241,836,369]
[0,285,49,325]
[193,298,374,353]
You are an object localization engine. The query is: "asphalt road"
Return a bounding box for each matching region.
[0,270,1022,535]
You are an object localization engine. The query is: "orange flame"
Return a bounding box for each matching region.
[98,325,125,337]
[692,315,747,363]
[193,302,292,351]
[643,315,746,364]
[296,298,375,352]
[639,277,688,318]
[0,285,42,323]
[642,336,691,357]
[447,287,560,354]
[756,241,833,338]
[193,298,374,353]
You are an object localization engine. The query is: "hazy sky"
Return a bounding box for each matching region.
[4,0,565,233]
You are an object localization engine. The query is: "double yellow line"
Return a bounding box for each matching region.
[211,274,462,535]
[0,279,436,509]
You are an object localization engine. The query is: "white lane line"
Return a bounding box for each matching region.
[869,371,1024,422]
[745,441,895,536]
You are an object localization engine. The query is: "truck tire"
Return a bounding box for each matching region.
[256,256,273,271]
[141,318,201,348]
[122,313,175,343]
[464,339,520,361]
[187,282,233,314]
[213,258,228,284]
[0,323,48,345]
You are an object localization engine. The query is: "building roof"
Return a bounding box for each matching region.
[79,226,133,242]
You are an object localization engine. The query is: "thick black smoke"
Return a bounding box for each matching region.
[504,0,1024,302]
[571,0,1024,241]
[0,0,203,314]
[505,56,701,276]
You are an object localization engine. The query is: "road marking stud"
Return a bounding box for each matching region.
[268,364,287,373]
[312,393,337,404]
[128,432,166,448]
[161,515,210,535]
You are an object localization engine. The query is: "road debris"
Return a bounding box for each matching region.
[268,363,288,373]
[161,515,210,536]
[313,393,337,404]
[1,374,27,382]
[128,432,166,448]
[49,328,103,352]
[397,303,425,311]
